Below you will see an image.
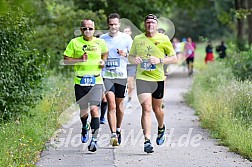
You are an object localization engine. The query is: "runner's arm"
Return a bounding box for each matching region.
[128,54,142,64]
[162,55,177,64]
[101,51,108,61]
[100,51,109,68]
[63,55,86,65]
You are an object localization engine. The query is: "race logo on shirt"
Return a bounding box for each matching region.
[82,44,98,52]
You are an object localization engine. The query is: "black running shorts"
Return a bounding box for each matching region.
[103,78,127,98]
[75,84,103,109]
[136,79,164,99]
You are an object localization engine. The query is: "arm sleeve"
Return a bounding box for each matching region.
[63,40,74,57]
[164,37,176,57]
[100,39,109,53]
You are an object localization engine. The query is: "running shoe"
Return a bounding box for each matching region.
[100,117,106,124]
[81,122,90,143]
[144,140,154,153]
[88,138,97,152]
[110,134,119,146]
[116,130,122,145]
[156,125,165,145]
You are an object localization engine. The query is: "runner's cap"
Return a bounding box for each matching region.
[145,14,158,22]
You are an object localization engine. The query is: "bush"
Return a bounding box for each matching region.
[0,3,47,120]
[0,75,74,166]
[226,43,252,81]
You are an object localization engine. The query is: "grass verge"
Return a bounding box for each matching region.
[185,61,252,160]
[0,75,74,166]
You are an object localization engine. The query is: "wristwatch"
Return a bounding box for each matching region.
[159,58,164,64]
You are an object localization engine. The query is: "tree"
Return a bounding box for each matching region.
[247,0,252,44]
[73,0,171,30]
[233,0,252,47]
[33,0,107,73]
[235,0,245,40]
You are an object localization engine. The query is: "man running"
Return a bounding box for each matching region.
[129,14,177,153]
[100,13,132,146]
[63,19,108,152]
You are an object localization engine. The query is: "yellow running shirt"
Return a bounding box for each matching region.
[129,33,175,81]
[64,36,108,84]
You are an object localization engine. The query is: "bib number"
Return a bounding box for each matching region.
[80,75,96,86]
[188,50,193,55]
[141,59,156,71]
[106,58,120,69]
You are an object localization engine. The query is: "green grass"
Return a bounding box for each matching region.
[185,61,252,160]
[194,42,207,70]
[0,75,74,166]
[194,41,221,71]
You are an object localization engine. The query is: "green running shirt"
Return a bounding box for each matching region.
[64,36,108,84]
[129,33,176,81]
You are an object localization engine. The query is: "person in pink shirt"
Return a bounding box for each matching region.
[184,37,196,76]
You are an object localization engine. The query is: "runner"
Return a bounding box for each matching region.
[63,19,108,152]
[100,13,133,146]
[129,14,177,153]
[184,37,196,75]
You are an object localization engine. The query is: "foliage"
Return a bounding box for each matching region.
[234,8,252,19]
[214,0,236,32]
[72,0,234,41]
[226,43,252,81]
[0,1,48,120]
[164,0,233,41]
[73,0,170,30]
[224,80,252,125]
[185,61,252,160]
[0,75,74,166]
[33,0,107,73]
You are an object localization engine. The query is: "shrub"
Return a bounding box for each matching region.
[226,43,252,81]
[0,2,48,120]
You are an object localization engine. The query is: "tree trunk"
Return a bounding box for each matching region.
[247,0,252,45]
[235,0,245,40]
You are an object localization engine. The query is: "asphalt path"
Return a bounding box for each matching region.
[36,66,252,167]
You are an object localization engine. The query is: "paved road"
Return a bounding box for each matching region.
[36,66,252,167]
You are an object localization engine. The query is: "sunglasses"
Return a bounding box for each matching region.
[81,27,94,31]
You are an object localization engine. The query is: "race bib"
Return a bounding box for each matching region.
[80,75,96,86]
[141,59,156,71]
[106,58,120,70]
[188,50,193,55]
